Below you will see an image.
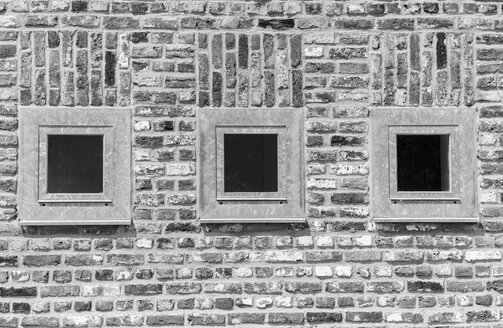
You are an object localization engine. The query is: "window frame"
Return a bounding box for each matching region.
[38,126,113,203]
[216,125,287,201]
[19,107,132,226]
[388,125,459,201]
[371,107,478,223]
[198,108,305,224]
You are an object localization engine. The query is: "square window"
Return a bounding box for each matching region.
[47,135,104,194]
[371,108,478,222]
[198,108,304,223]
[215,125,287,203]
[396,134,450,192]
[224,134,278,193]
[19,107,131,225]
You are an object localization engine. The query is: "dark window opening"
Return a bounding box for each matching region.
[47,135,104,193]
[397,134,450,192]
[224,134,278,192]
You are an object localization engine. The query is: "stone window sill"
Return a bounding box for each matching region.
[19,219,131,226]
[200,217,306,224]
[373,217,479,223]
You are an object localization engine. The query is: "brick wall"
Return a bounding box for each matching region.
[0,0,502,326]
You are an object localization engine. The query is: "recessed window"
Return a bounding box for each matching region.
[199,108,304,223]
[47,135,104,194]
[371,108,477,222]
[224,134,278,193]
[19,107,131,226]
[396,134,449,192]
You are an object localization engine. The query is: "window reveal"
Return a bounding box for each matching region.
[47,135,104,194]
[224,134,278,193]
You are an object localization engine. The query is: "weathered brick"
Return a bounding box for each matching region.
[188,314,225,326]
[0,256,17,267]
[258,19,295,30]
[446,281,484,292]
[125,284,163,295]
[346,312,383,323]
[40,285,80,297]
[268,313,304,324]
[326,282,364,293]
[0,287,37,297]
[407,281,444,293]
[103,17,139,29]
[146,315,184,326]
[228,313,264,325]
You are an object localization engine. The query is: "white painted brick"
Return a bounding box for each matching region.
[335,265,352,277]
[465,250,501,262]
[314,266,333,278]
[304,46,324,58]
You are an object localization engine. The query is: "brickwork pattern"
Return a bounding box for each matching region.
[0,0,501,327]
[197,33,303,108]
[19,30,132,107]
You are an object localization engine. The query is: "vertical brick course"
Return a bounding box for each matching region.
[198,32,303,108]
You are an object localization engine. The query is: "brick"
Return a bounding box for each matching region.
[285,282,322,294]
[326,282,364,293]
[62,16,99,28]
[333,19,373,30]
[0,287,37,297]
[23,255,60,267]
[258,19,295,30]
[378,19,414,30]
[188,314,225,326]
[0,256,17,267]
[346,312,383,323]
[268,313,304,324]
[40,285,79,297]
[146,315,184,326]
[21,317,59,327]
[25,15,57,27]
[244,282,282,294]
[418,18,453,28]
[487,279,503,292]
[465,250,501,262]
[331,135,365,146]
[407,281,444,293]
[428,312,463,324]
[228,313,265,325]
[466,310,500,323]
[383,251,424,262]
[106,315,144,326]
[446,281,484,292]
[385,312,423,324]
[0,45,16,59]
[331,193,368,205]
[144,18,177,29]
[107,254,144,266]
[329,47,367,60]
[125,284,163,295]
[346,251,381,262]
[368,282,404,293]
[103,17,139,29]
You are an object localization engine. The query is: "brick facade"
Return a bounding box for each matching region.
[0,0,502,326]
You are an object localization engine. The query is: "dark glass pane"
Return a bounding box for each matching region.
[397,134,450,192]
[224,134,278,192]
[47,135,104,193]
